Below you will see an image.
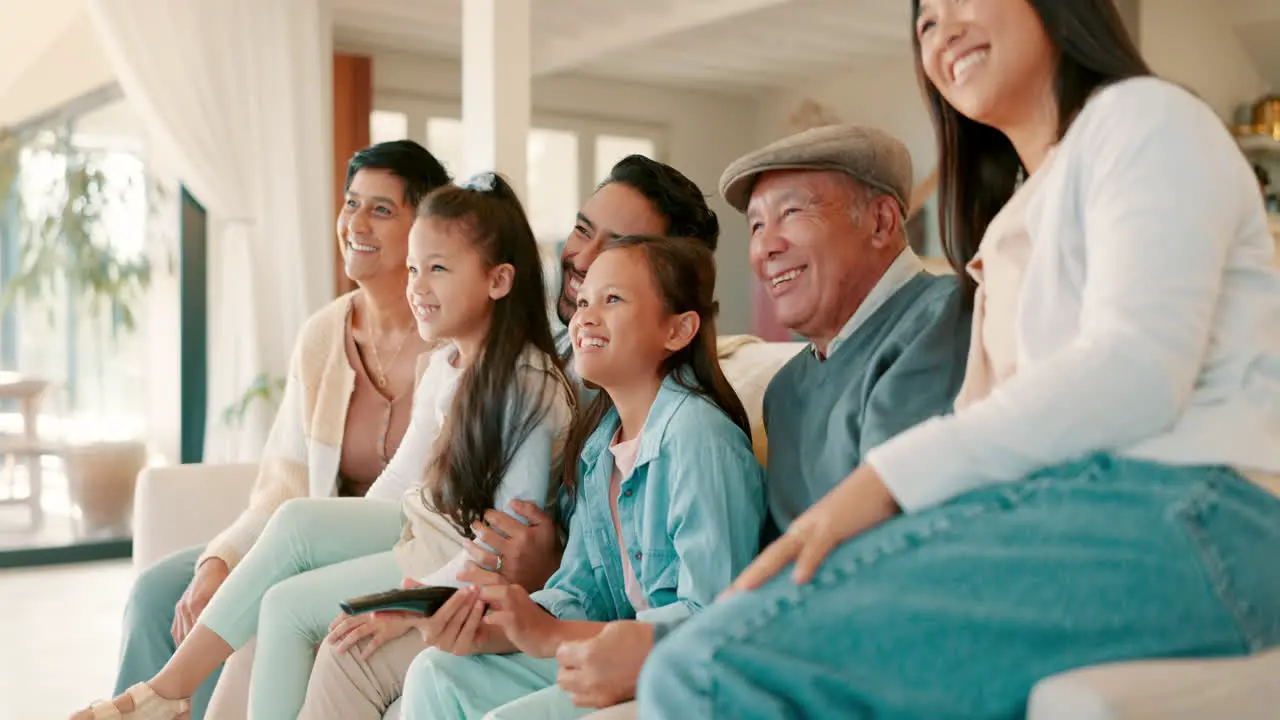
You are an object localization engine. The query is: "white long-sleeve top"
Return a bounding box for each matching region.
[868,77,1280,512]
[376,343,574,585]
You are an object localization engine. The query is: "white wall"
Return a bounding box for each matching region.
[752,52,942,258]
[754,53,934,191]
[370,51,760,334]
[1139,0,1270,121]
[751,0,1271,208]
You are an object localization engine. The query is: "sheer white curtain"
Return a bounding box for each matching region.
[85,0,334,461]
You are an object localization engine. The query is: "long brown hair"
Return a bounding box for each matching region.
[418,173,576,536]
[560,235,750,500]
[912,0,1150,297]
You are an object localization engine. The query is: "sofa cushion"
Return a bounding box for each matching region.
[1028,648,1280,720]
[716,335,807,467]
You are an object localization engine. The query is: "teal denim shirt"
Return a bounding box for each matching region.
[532,374,766,625]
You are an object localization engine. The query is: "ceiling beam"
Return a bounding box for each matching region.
[10,82,123,137]
[534,0,795,76]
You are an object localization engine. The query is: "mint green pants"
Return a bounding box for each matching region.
[402,648,595,720]
[198,497,404,719]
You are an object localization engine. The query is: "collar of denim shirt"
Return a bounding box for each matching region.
[579,369,699,474]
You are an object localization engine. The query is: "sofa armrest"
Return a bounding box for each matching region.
[131,463,257,573]
[1028,649,1280,720]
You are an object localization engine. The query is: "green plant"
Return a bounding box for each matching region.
[222,373,288,429]
[0,129,153,332]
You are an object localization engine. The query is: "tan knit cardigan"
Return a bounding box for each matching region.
[198,292,430,569]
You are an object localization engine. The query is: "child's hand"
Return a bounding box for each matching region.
[416,586,491,655]
[326,611,417,659]
[556,621,654,707]
[480,585,563,658]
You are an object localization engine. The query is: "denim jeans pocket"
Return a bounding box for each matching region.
[1175,468,1280,651]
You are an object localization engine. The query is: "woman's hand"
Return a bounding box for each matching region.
[727,464,900,594]
[455,501,562,588]
[413,586,493,655]
[172,558,229,644]
[480,584,564,658]
[326,612,417,659]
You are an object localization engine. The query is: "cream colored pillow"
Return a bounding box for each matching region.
[716,335,807,467]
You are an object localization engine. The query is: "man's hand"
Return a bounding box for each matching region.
[172,557,230,644]
[455,500,562,589]
[556,621,654,708]
[412,586,494,655]
[326,612,417,659]
[480,584,564,658]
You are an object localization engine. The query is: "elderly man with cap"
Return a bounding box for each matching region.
[554,125,971,719]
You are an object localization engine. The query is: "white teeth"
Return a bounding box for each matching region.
[579,336,607,349]
[770,268,804,288]
[569,277,582,293]
[348,240,378,253]
[411,301,439,318]
[951,49,988,84]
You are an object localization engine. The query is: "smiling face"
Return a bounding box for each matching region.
[405,216,511,348]
[569,246,692,391]
[915,0,1057,129]
[747,170,892,351]
[337,169,417,285]
[556,183,668,326]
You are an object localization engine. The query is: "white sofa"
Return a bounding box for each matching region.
[132,338,1280,719]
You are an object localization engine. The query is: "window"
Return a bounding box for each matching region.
[422,120,580,243]
[0,96,174,555]
[370,110,409,145]
[425,118,465,178]
[595,135,657,183]
[526,128,579,241]
[9,137,153,443]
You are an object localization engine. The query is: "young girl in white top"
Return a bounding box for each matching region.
[638,1,1280,718]
[73,173,575,720]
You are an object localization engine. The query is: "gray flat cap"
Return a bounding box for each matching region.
[719,124,913,215]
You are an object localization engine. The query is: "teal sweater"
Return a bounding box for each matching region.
[763,272,971,532]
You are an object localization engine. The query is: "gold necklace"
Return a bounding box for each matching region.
[368,325,411,389]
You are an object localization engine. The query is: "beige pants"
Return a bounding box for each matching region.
[582,702,638,720]
[296,631,427,720]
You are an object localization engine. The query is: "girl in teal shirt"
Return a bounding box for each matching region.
[399,234,767,720]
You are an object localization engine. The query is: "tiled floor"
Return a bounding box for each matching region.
[0,559,133,720]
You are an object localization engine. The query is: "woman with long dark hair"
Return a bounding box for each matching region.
[636,1,1280,717]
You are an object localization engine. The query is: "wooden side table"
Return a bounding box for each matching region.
[0,372,53,528]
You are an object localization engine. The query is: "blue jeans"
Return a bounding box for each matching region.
[637,456,1280,720]
[115,546,220,720]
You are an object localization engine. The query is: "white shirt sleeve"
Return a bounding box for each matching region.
[867,79,1251,511]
